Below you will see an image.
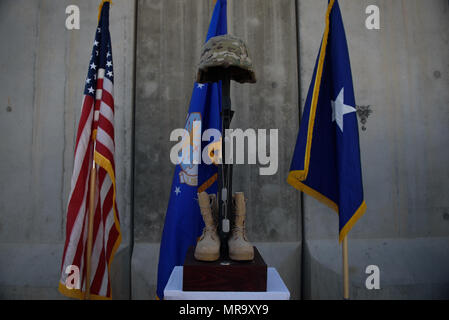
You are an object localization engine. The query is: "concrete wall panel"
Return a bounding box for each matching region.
[0,0,135,299]
[133,0,301,298]
[299,0,449,299]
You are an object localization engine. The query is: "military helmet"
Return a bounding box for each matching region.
[197,34,257,84]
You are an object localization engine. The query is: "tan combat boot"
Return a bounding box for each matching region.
[194,192,220,262]
[228,192,254,261]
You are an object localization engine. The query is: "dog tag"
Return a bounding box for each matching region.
[222,219,230,233]
[221,188,227,202]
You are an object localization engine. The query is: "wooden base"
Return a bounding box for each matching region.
[183,246,267,292]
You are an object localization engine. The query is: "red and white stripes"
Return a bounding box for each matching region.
[59,68,121,300]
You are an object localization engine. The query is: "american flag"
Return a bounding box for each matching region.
[59,2,121,300]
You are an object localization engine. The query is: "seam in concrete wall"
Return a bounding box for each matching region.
[294,0,305,301]
[130,0,139,300]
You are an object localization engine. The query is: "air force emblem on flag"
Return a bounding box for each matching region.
[179,112,202,186]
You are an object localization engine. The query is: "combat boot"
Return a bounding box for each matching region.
[194,192,220,262]
[228,192,254,261]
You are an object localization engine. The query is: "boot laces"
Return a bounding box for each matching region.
[231,217,248,240]
[197,195,218,240]
[202,226,217,240]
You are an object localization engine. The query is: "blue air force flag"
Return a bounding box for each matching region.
[288,0,366,243]
[156,0,227,299]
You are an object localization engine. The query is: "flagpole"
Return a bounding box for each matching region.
[84,160,97,300]
[342,236,349,300]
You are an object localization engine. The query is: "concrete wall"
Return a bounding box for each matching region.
[299,0,449,299]
[0,0,448,300]
[0,0,136,299]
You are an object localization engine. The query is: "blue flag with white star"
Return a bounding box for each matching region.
[156,0,227,299]
[287,0,366,243]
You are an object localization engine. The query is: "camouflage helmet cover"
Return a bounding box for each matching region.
[197,34,257,84]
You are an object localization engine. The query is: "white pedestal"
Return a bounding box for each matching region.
[164,266,290,300]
